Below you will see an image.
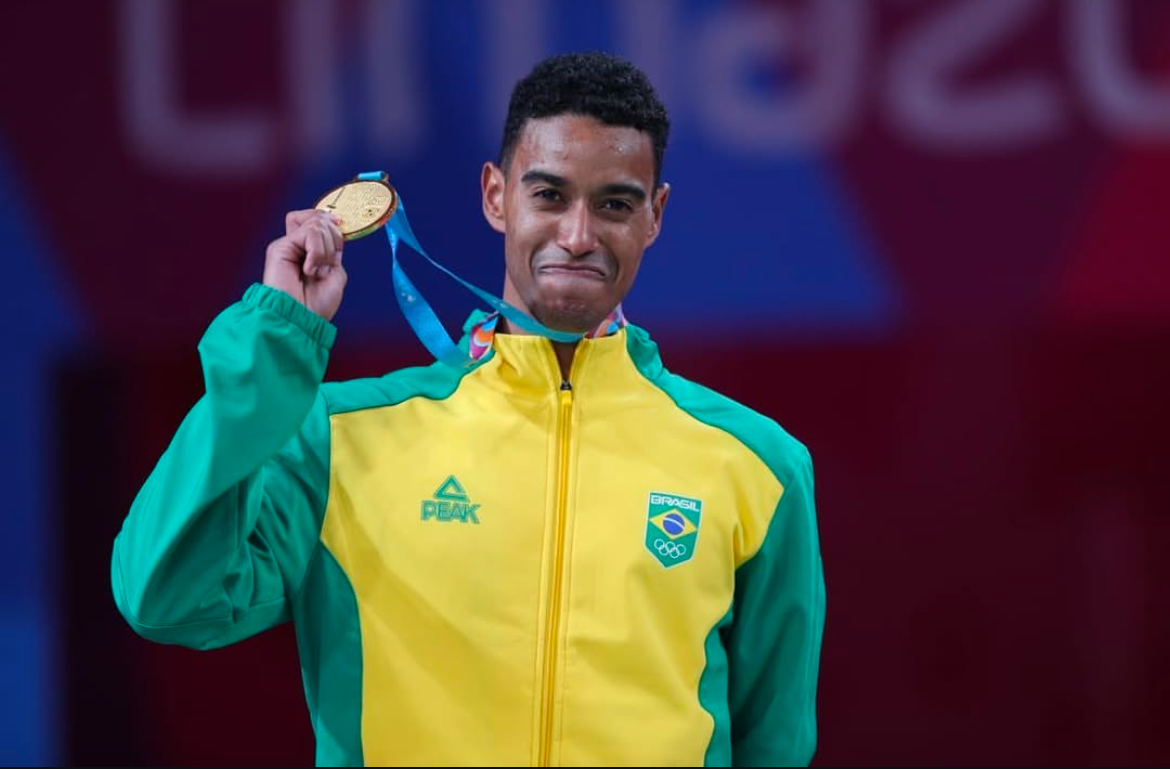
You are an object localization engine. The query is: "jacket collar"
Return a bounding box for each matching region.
[458,306,641,397]
[466,305,627,362]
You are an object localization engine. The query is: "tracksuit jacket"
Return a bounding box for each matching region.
[111,283,826,767]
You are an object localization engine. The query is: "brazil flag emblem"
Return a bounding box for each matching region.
[644,492,702,568]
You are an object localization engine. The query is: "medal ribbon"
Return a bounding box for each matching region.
[357,171,582,368]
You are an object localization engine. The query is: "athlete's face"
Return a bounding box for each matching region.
[481,114,670,333]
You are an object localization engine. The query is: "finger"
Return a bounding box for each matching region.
[297,222,325,277]
[322,221,345,270]
[324,259,348,288]
[316,226,335,276]
[286,209,340,236]
[265,233,304,269]
[304,224,333,278]
[326,219,345,255]
[286,209,316,235]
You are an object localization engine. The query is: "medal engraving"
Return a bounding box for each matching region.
[313,175,398,241]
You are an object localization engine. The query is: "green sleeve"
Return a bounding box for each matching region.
[111,283,336,651]
[728,447,826,767]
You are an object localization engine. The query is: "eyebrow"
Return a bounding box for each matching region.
[598,182,647,202]
[521,170,569,188]
[520,170,647,202]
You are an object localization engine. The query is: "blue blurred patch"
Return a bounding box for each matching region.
[0,613,54,765]
[0,138,84,766]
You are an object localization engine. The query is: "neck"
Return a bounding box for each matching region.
[551,341,578,383]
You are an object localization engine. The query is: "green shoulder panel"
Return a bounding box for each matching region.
[321,305,489,416]
[624,324,811,479]
[321,357,482,417]
[293,546,366,767]
[625,324,826,767]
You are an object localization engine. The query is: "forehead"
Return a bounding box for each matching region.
[509,114,654,185]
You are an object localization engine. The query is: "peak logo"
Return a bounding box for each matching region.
[420,476,481,524]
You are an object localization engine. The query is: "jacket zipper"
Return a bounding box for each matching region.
[538,379,573,766]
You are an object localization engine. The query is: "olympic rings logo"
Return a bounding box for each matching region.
[654,538,687,559]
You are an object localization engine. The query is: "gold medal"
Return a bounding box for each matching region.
[313,172,399,241]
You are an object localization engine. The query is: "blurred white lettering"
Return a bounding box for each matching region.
[367,0,427,159]
[618,0,680,114]
[1071,0,1170,139]
[886,0,1062,150]
[119,0,1170,179]
[288,0,341,159]
[484,0,549,147]
[693,0,866,154]
[120,0,276,175]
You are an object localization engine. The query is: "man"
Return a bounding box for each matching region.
[111,51,826,767]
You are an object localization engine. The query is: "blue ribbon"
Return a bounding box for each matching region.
[357,171,583,368]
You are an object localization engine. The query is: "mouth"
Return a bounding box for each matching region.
[537,263,608,280]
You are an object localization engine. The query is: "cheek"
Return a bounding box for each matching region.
[619,256,643,284]
[612,234,647,277]
[507,209,548,249]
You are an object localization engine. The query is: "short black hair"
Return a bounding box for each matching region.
[498,51,671,187]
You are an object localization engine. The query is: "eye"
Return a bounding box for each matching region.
[533,188,563,203]
[600,198,634,213]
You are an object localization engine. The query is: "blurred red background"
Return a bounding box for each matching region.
[2,0,1168,765]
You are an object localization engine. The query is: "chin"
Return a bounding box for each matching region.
[533,298,605,334]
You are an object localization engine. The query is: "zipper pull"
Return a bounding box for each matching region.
[560,380,572,391]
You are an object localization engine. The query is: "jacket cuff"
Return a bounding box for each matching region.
[242,283,338,350]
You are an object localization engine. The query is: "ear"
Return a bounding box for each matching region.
[645,181,670,248]
[481,162,506,234]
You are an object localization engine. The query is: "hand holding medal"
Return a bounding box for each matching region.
[264,170,586,367]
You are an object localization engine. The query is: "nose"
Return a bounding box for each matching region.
[556,200,599,258]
